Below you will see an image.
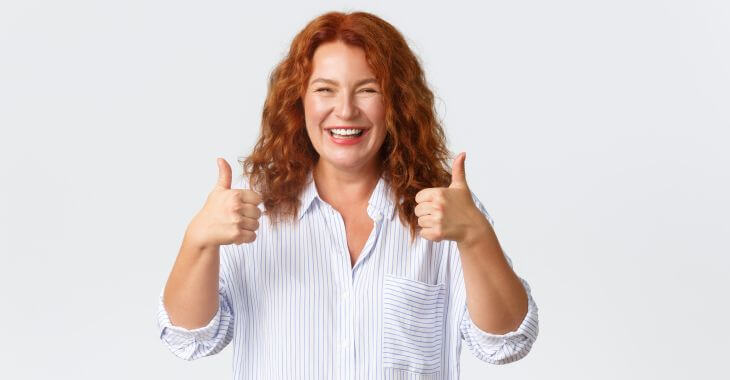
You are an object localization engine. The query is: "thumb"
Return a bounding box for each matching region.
[449,152,468,189]
[215,157,232,190]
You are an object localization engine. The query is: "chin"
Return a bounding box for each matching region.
[321,153,372,171]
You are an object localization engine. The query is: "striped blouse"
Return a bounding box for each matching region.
[157,172,539,379]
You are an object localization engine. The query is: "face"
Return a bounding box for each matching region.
[303,40,387,174]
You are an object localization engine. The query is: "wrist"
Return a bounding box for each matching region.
[457,217,495,253]
[184,219,214,252]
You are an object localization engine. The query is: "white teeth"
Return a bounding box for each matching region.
[330,128,363,136]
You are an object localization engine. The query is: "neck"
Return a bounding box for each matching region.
[312,159,380,211]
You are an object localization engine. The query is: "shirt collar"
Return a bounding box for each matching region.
[297,172,320,220]
[297,171,396,221]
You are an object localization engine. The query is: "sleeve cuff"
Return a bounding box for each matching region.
[460,277,539,364]
[461,277,539,344]
[157,289,224,346]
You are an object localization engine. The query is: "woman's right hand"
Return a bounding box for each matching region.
[185,158,263,249]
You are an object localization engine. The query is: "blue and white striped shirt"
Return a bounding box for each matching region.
[157,172,539,379]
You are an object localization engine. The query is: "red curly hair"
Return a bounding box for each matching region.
[240,11,454,242]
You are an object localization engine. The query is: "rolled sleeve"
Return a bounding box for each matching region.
[460,276,539,365]
[156,279,235,361]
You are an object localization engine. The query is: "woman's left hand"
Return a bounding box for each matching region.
[414,152,492,245]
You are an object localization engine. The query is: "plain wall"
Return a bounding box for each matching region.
[1,0,728,378]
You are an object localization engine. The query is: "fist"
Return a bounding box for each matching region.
[414,152,486,243]
[187,158,263,247]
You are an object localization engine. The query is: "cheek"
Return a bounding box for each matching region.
[363,99,385,120]
[303,97,327,151]
[304,97,330,124]
[362,100,386,139]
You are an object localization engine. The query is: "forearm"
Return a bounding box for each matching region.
[458,219,528,335]
[162,227,221,330]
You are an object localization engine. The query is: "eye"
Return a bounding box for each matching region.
[360,88,377,93]
[314,87,332,93]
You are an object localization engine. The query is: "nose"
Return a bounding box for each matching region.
[334,91,359,120]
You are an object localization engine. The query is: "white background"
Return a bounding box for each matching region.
[1,0,728,379]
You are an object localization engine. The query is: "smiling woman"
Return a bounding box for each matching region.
[158,10,539,380]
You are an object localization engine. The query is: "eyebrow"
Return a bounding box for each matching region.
[309,77,378,86]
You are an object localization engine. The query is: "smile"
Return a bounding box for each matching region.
[328,128,364,137]
[325,127,369,145]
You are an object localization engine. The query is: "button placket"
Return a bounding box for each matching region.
[341,284,355,351]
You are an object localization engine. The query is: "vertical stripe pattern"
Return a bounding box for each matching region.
[157,172,539,379]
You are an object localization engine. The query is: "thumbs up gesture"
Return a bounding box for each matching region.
[414,152,490,244]
[186,158,263,248]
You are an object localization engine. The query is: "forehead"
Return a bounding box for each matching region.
[310,40,375,79]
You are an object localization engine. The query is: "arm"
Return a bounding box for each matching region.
[458,214,527,335]
[163,229,221,330]
[156,232,236,361]
[157,158,260,360]
[415,152,538,363]
[457,199,539,365]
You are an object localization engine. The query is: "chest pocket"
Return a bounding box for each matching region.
[382,273,447,379]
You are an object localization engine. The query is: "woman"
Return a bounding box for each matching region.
[158,11,538,379]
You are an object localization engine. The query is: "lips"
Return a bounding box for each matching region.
[326,126,369,145]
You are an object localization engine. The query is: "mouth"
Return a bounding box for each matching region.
[324,126,368,139]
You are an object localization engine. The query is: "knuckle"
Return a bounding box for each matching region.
[242,204,256,216]
[244,230,256,243]
[239,217,259,231]
[253,209,262,220]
